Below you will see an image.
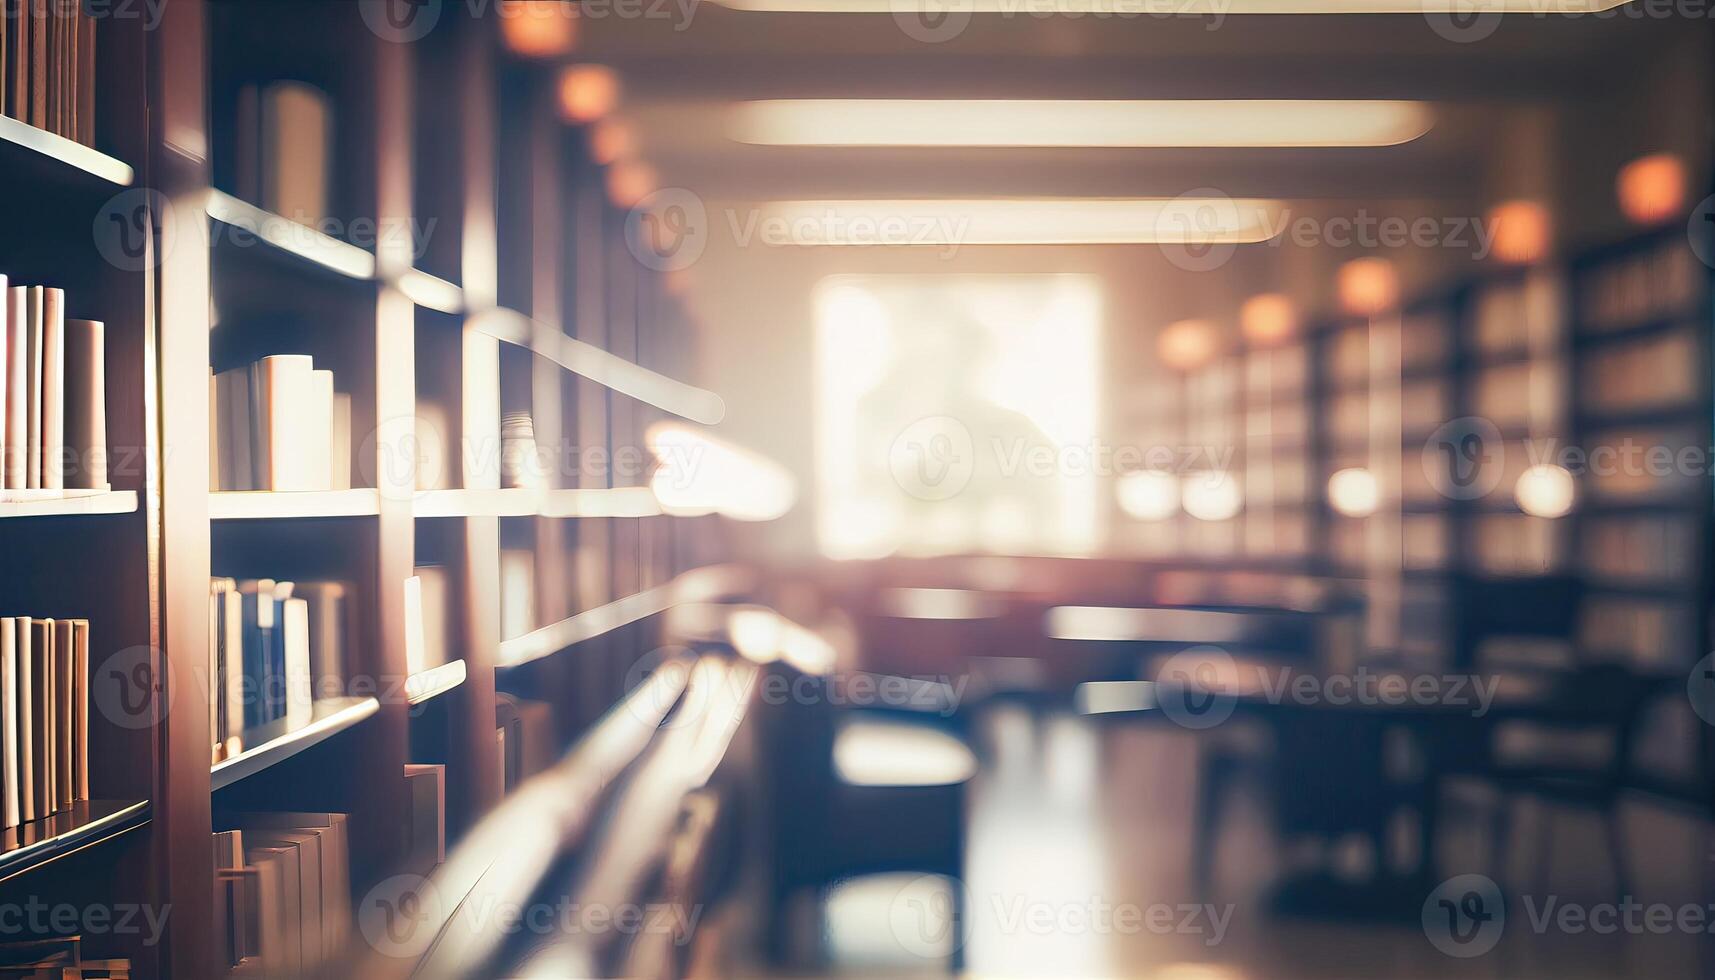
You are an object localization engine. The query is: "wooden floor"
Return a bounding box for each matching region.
[798,705,1710,979]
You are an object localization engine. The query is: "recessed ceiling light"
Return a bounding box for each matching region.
[756,198,1284,245]
[714,0,1630,11]
[732,100,1433,148]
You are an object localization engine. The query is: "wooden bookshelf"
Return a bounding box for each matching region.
[0,489,138,518]
[405,659,468,706]
[209,696,382,791]
[0,800,151,886]
[208,489,383,520]
[0,112,134,186]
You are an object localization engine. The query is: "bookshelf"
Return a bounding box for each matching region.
[6,1,743,976]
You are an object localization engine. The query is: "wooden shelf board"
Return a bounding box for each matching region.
[211,697,381,791]
[496,565,752,669]
[209,489,382,520]
[204,190,378,281]
[0,114,134,186]
[0,799,150,885]
[413,487,662,519]
[399,269,465,314]
[0,489,137,518]
[406,659,468,706]
[467,308,725,425]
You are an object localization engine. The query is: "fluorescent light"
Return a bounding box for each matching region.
[715,0,1628,12]
[762,198,1282,246]
[732,100,1432,148]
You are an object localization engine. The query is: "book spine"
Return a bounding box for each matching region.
[3,287,25,489]
[0,618,18,829]
[62,318,105,490]
[39,286,62,491]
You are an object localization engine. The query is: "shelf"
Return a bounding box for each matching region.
[204,189,378,281]
[0,489,138,519]
[0,800,150,885]
[413,487,662,519]
[209,489,382,520]
[0,114,134,187]
[211,696,381,791]
[406,659,468,706]
[399,269,466,315]
[467,308,725,425]
[496,565,751,670]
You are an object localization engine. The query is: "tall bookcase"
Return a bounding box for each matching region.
[0,2,724,977]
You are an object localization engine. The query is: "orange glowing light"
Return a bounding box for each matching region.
[1240,293,1298,346]
[1337,257,1398,317]
[558,65,620,125]
[590,118,638,165]
[1488,199,1552,265]
[607,160,658,209]
[1617,153,1687,226]
[499,1,578,57]
[1157,319,1220,373]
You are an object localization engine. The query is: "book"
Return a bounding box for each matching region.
[260,81,331,226]
[246,844,303,978]
[402,574,427,678]
[214,366,254,490]
[249,354,317,491]
[27,618,50,818]
[220,579,244,745]
[308,369,334,491]
[71,619,87,802]
[1,285,19,489]
[14,617,30,824]
[244,830,324,972]
[415,564,449,673]
[38,287,61,490]
[23,286,40,488]
[0,274,6,490]
[234,812,350,958]
[331,392,351,491]
[61,319,105,490]
[0,618,16,829]
[499,548,535,641]
[403,763,446,868]
[238,580,276,729]
[297,581,348,699]
[52,619,70,811]
[282,597,311,723]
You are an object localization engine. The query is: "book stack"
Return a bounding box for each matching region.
[0,617,89,830]
[403,763,445,873]
[214,813,351,979]
[209,579,351,754]
[2,281,110,497]
[210,355,351,491]
[0,938,128,978]
[404,566,449,677]
[495,694,555,795]
[0,0,96,146]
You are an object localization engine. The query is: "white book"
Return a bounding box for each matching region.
[282,597,312,722]
[308,368,334,491]
[215,366,253,491]
[23,287,42,488]
[297,582,347,697]
[261,81,331,227]
[2,286,22,489]
[0,618,18,829]
[331,392,351,491]
[14,617,30,824]
[222,580,244,744]
[72,620,87,802]
[402,575,426,678]
[40,287,64,491]
[250,354,317,491]
[414,564,449,671]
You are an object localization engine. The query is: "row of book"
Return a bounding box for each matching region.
[232,80,333,229]
[1578,237,1702,332]
[0,0,96,146]
[214,813,351,979]
[208,578,351,756]
[2,282,108,493]
[496,694,555,797]
[210,355,352,492]
[0,616,88,830]
[0,939,127,978]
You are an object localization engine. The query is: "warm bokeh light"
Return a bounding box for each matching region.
[589,118,638,165]
[1337,257,1399,316]
[1116,470,1180,521]
[1240,293,1299,346]
[1488,199,1553,265]
[605,159,658,208]
[1157,319,1220,373]
[728,607,837,675]
[1327,467,1380,517]
[498,0,578,58]
[647,421,797,521]
[732,99,1433,148]
[832,718,978,786]
[558,64,620,124]
[1514,463,1575,518]
[1182,471,1242,521]
[1617,152,1688,225]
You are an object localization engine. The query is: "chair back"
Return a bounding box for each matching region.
[1451,574,1583,670]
